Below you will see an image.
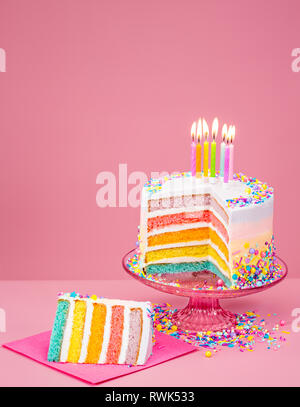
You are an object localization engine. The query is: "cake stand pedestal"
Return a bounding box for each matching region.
[122,249,288,332]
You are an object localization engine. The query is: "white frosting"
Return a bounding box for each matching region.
[98,304,112,364]
[136,302,153,365]
[118,305,130,364]
[143,177,247,203]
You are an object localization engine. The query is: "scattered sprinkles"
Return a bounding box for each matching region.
[152,303,289,355]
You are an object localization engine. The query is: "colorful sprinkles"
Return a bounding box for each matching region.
[144,171,273,208]
[227,173,274,208]
[152,303,288,355]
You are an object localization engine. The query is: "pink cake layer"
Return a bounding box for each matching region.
[148,194,229,225]
[147,210,229,243]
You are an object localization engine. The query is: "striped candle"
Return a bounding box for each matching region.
[190,122,196,176]
[210,118,218,177]
[220,124,227,178]
[229,125,235,181]
[202,119,209,177]
[223,132,230,183]
[196,118,202,178]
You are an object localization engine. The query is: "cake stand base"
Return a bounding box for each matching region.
[123,249,288,332]
[171,297,236,332]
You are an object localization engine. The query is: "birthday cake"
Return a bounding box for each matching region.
[137,119,275,288]
[47,293,153,365]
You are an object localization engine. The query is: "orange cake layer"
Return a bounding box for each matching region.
[145,245,230,275]
[67,300,87,363]
[147,210,229,243]
[85,303,107,364]
[106,305,124,364]
[147,227,229,261]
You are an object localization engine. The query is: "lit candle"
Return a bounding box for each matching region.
[190,122,196,176]
[223,130,231,183]
[220,124,227,178]
[202,119,209,177]
[196,119,202,178]
[229,125,235,181]
[210,118,218,177]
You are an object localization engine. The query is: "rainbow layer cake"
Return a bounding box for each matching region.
[138,173,274,288]
[47,292,153,365]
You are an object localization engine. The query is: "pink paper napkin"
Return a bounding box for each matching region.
[3,331,197,385]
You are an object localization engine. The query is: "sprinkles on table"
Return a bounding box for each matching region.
[152,303,288,356]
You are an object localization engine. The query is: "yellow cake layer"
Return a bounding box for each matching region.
[145,245,230,275]
[147,227,229,261]
[67,300,87,363]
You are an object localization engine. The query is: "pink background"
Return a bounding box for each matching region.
[0,0,299,280]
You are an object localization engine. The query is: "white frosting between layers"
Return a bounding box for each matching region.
[98,304,112,364]
[136,303,153,365]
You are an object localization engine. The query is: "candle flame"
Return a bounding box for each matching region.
[191,121,196,142]
[212,118,218,141]
[202,118,209,141]
[230,125,236,143]
[222,124,228,142]
[196,118,202,142]
[227,126,233,144]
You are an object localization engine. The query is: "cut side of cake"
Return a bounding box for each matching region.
[47,293,153,365]
[144,190,231,286]
[139,173,274,288]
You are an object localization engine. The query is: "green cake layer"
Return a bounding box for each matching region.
[145,261,231,287]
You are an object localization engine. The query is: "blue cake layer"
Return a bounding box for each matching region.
[145,261,232,287]
[47,300,70,362]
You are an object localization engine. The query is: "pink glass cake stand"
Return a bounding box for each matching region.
[122,249,288,332]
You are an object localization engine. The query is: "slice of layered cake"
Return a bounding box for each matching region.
[139,173,274,288]
[47,293,153,365]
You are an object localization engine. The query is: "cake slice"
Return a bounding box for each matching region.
[47,292,153,365]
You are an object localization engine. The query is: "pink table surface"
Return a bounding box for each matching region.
[0,279,299,387]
